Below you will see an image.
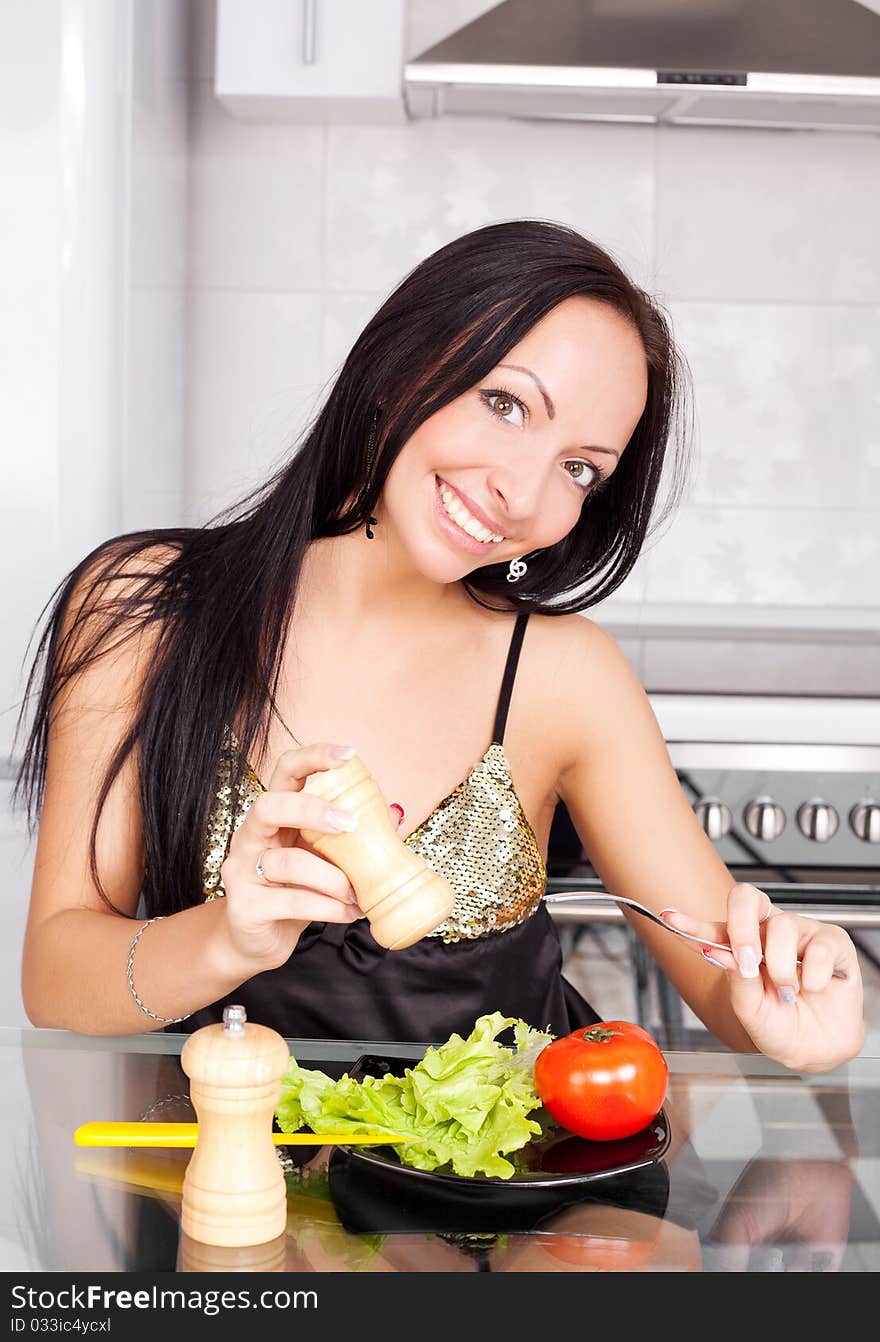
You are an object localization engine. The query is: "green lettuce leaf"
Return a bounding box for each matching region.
[275,1012,554,1179]
[275,1061,336,1134]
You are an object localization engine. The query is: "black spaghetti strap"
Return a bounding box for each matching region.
[491,612,530,745]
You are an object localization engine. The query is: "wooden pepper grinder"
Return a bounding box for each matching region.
[180,1005,290,1247]
[298,753,456,950]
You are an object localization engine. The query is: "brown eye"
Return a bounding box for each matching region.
[565,461,601,492]
[481,390,527,427]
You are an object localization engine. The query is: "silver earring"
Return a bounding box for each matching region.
[507,557,528,584]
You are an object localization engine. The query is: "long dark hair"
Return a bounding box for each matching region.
[11,219,692,918]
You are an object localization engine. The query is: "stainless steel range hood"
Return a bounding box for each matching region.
[404,0,880,132]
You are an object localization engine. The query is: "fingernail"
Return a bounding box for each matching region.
[330,745,357,761]
[346,886,359,904]
[778,985,797,1005]
[390,802,406,825]
[327,806,358,832]
[736,945,761,978]
[659,908,678,920]
[702,948,727,969]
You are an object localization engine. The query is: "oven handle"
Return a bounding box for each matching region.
[544,895,880,929]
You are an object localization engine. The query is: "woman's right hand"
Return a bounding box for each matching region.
[218,743,402,973]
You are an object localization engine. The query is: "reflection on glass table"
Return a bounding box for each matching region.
[3,1029,878,1273]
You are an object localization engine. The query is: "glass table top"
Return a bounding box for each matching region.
[3,1027,879,1273]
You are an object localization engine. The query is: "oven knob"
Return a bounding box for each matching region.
[744,797,786,842]
[796,800,840,842]
[693,798,732,840]
[850,801,880,844]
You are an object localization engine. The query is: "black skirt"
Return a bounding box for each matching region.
[175,903,600,1044]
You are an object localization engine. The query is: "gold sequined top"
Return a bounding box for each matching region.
[201,613,548,944]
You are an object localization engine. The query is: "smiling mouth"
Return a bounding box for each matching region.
[436,478,506,544]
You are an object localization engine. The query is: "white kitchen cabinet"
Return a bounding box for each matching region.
[215,0,407,122]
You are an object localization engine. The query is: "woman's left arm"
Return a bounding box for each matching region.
[551,618,865,1072]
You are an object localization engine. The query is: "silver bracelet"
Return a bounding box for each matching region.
[126,916,192,1025]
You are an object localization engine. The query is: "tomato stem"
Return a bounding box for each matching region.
[579,1026,619,1044]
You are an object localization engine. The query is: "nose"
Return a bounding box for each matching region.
[485,462,543,530]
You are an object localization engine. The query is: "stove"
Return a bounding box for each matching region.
[652,694,879,903]
[546,681,880,1045]
[547,693,880,910]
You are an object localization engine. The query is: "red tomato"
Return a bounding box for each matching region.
[534,1021,668,1142]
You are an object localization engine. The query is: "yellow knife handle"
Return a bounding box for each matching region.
[74,1121,416,1147]
[75,1122,200,1148]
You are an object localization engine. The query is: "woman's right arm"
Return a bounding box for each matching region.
[21,549,366,1036]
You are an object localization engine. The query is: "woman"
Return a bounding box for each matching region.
[15,220,864,1071]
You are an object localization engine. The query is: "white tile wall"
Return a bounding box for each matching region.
[654,126,880,305]
[187,82,325,292]
[324,117,655,294]
[642,505,880,608]
[183,1,880,646]
[667,304,876,512]
[826,307,880,506]
[184,289,325,525]
[124,287,187,531]
[322,291,387,382]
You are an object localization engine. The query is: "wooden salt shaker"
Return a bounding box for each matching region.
[180,1005,290,1247]
[298,753,456,950]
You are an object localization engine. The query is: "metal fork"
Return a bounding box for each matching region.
[543,892,848,981]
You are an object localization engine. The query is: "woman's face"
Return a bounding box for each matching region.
[378,296,649,585]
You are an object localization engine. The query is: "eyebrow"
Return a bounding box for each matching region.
[496,363,620,460]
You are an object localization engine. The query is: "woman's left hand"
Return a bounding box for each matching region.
[660,884,865,1072]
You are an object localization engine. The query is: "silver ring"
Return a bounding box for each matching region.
[255,851,268,882]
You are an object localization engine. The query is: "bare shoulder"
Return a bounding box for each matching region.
[521,611,657,777]
[65,537,179,616]
[523,608,626,674]
[54,539,180,720]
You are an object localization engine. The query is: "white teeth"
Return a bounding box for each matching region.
[438,483,504,543]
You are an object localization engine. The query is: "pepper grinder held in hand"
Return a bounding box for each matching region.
[298,753,456,950]
[180,1005,290,1247]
